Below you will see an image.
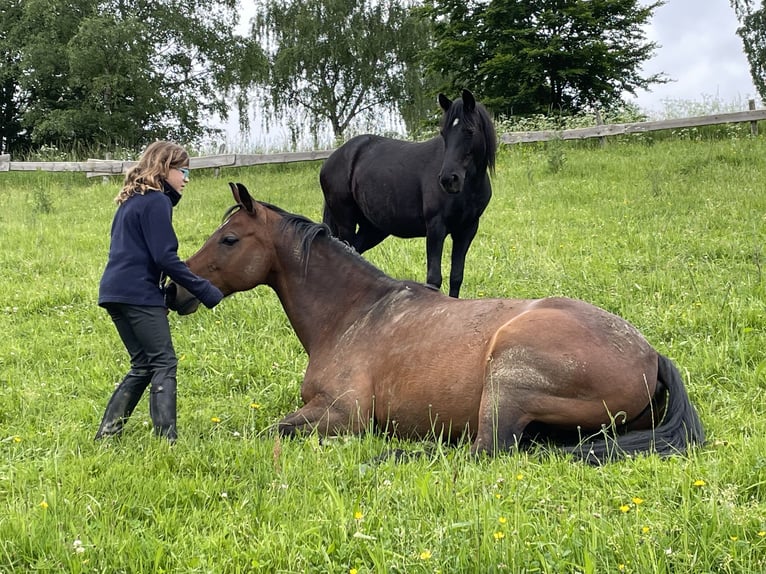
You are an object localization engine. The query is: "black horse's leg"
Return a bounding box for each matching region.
[447,221,480,298]
[425,220,447,291]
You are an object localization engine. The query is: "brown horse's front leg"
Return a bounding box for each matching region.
[277,397,370,438]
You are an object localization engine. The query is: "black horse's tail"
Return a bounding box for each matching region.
[563,353,705,465]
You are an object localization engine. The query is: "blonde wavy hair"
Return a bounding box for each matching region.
[115,141,189,204]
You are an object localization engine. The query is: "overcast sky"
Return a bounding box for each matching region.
[628,0,759,114]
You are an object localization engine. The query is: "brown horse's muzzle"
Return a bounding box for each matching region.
[164,282,201,316]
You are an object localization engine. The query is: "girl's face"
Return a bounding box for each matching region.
[167,166,189,193]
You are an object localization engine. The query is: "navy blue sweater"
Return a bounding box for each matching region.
[98,189,223,309]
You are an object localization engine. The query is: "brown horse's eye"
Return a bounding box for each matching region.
[221,235,239,246]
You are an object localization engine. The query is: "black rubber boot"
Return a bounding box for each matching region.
[94,369,151,440]
[149,369,178,443]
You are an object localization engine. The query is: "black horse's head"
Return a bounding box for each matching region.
[437,89,497,194]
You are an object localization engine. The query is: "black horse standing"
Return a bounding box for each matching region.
[320,89,497,298]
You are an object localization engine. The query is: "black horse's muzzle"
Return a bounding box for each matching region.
[439,172,463,194]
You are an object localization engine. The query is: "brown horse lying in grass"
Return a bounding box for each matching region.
[166,183,705,463]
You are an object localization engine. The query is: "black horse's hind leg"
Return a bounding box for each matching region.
[94,368,151,439]
[322,201,359,245]
[447,221,480,298]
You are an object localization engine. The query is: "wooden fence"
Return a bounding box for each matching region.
[2,106,765,177]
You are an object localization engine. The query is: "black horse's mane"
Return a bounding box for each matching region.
[441,98,497,174]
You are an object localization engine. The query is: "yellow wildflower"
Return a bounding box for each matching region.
[498,516,507,525]
[39,500,48,509]
[619,505,630,513]
[631,497,644,505]
[354,511,363,521]
[493,531,505,541]
[693,479,705,487]
[211,417,221,423]
[419,550,432,560]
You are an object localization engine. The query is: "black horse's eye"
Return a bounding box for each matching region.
[221,235,239,246]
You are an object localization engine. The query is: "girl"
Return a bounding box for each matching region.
[95,141,223,442]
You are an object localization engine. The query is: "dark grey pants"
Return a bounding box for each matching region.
[95,303,178,441]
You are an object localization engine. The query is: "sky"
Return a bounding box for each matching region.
[627,0,759,114]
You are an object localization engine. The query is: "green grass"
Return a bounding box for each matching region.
[1,135,766,573]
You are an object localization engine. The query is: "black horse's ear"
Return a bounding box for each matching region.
[461,89,476,113]
[229,182,255,214]
[438,93,452,112]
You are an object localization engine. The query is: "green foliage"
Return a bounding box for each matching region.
[0,0,29,153]
[254,0,433,141]
[2,135,766,571]
[0,0,265,154]
[423,0,666,116]
[731,0,766,104]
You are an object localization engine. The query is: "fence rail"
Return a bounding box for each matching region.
[0,149,335,177]
[2,107,764,177]
[500,108,766,144]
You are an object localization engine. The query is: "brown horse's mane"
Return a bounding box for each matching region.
[223,200,389,279]
[441,98,497,174]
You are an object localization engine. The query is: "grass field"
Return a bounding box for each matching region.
[1,133,765,572]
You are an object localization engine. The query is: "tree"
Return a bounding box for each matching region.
[0,0,28,153]
[423,0,666,116]
[254,0,432,141]
[1,0,265,153]
[731,0,766,102]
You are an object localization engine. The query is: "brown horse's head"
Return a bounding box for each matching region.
[166,182,271,315]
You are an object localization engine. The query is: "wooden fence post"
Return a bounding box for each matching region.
[595,108,606,148]
[102,153,111,185]
[750,99,759,136]
[214,144,226,178]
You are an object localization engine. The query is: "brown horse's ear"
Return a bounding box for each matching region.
[229,182,255,214]
[438,93,452,112]
[461,89,476,113]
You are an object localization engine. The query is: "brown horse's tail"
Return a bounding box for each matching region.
[563,354,705,465]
